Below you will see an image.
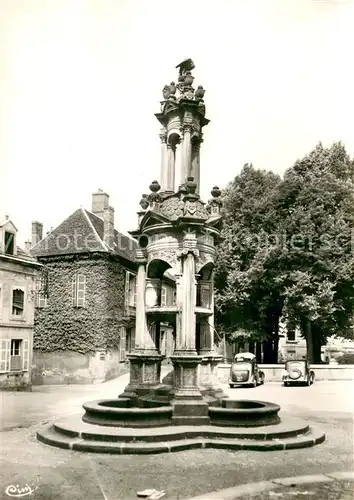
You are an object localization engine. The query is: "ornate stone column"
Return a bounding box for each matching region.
[159,129,168,191]
[170,234,210,425]
[198,273,225,403]
[191,138,201,194]
[166,142,176,192]
[119,250,164,402]
[180,125,192,185]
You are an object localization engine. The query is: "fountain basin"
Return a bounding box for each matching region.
[82,398,173,427]
[209,400,281,427]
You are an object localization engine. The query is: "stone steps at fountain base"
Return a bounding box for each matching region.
[36,415,325,454]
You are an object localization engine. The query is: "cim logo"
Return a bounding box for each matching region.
[5,483,38,497]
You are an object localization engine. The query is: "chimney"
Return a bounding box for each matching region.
[24,241,32,253]
[92,189,109,219]
[31,221,43,246]
[103,206,115,249]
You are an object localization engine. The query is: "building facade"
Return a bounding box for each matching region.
[0,217,41,391]
[30,190,174,385]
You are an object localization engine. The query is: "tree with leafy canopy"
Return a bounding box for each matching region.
[214,163,283,363]
[215,143,354,363]
[273,142,354,362]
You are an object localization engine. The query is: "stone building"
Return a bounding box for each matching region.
[0,216,41,391]
[30,190,174,385]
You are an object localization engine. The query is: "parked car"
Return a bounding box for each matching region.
[229,352,265,388]
[282,359,315,386]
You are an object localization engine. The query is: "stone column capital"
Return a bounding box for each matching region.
[159,129,167,143]
[182,124,193,134]
[177,248,199,259]
[136,249,147,263]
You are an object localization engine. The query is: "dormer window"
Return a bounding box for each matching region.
[5,232,15,255]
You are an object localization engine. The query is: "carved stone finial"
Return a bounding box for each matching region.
[176,59,195,77]
[176,59,196,94]
[162,84,171,100]
[185,176,197,195]
[184,71,194,87]
[195,85,205,101]
[169,82,176,95]
[149,180,161,193]
[207,186,223,216]
[139,194,150,210]
[211,186,221,198]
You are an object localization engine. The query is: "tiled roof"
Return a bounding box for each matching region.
[85,210,137,261]
[0,246,39,265]
[31,207,137,261]
[16,246,38,263]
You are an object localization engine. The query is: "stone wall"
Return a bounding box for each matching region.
[32,349,128,384]
[33,254,130,384]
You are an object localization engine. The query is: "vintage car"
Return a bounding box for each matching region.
[282,359,315,386]
[229,352,265,388]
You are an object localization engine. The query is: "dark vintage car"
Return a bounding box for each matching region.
[229,352,265,388]
[282,359,315,386]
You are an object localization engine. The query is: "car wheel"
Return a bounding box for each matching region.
[306,377,311,386]
[252,379,257,388]
[229,384,234,389]
[283,381,289,387]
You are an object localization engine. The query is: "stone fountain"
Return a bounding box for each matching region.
[37,60,325,453]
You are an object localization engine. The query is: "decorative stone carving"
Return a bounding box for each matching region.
[139,194,150,210]
[158,197,185,220]
[159,130,167,143]
[184,200,197,216]
[183,200,209,219]
[195,85,205,101]
[162,85,171,100]
[196,252,214,272]
[169,82,176,97]
[147,250,178,269]
[206,185,223,215]
[185,176,197,195]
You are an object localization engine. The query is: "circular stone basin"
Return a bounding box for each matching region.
[209,400,281,427]
[82,398,173,428]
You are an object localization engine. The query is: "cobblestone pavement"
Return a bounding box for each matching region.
[0,378,353,500]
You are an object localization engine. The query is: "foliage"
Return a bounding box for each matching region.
[215,143,354,362]
[274,142,354,357]
[215,163,283,361]
[34,257,126,354]
[336,353,354,364]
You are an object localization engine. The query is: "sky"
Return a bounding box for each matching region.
[1,0,354,246]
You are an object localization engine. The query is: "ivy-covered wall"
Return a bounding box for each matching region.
[34,254,126,353]
[33,254,131,384]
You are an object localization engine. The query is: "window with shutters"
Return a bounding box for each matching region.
[72,274,86,307]
[0,339,10,373]
[35,274,48,308]
[161,285,167,306]
[12,288,24,316]
[10,339,22,371]
[125,272,137,308]
[22,340,29,371]
[119,327,126,361]
[36,295,48,308]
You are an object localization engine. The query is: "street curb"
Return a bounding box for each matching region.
[186,471,354,499]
